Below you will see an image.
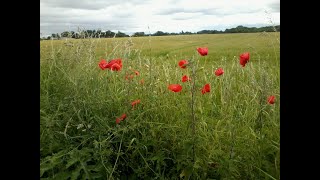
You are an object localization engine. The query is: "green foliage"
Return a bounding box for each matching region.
[224,25,280,34]
[40,33,280,179]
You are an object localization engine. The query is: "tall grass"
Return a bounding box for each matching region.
[40,33,280,179]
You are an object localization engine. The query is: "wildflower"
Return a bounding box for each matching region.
[197,47,208,56]
[239,52,250,67]
[215,68,224,76]
[120,114,127,120]
[116,118,121,124]
[178,60,189,69]
[182,75,191,82]
[131,99,141,109]
[98,59,108,70]
[116,113,127,124]
[168,84,182,92]
[135,71,140,75]
[105,59,123,70]
[268,95,276,104]
[110,63,121,71]
[125,74,134,80]
[201,83,210,94]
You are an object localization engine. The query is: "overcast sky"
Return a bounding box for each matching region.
[40,0,280,36]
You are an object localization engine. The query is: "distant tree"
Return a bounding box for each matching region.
[153,31,168,36]
[223,25,280,33]
[133,32,145,37]
[61,31,70,37]
[95,30,102,38]
[73,31,79,38]
[184,31,193,35]
[85,30,93,37]
[116,31,129,37]
[197,30,221,34]
[52,25,279,39]
[170,32,178,35]
[105,30,115,38]
[100,32,105,38]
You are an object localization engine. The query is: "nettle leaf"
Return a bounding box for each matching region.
[88,172,103,179]
[71,165,82,180]
[51,172,71,180]
[40,150,67,177]
[180,168,192,179]
[66,157,80,169]
[40,163,54,177]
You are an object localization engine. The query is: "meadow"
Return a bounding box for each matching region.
[40,32,280,179]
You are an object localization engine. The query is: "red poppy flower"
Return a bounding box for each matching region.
[111,63,122,71]
[135,71,140,75]
[116,113,127,124]
[178,60,189,69]
[215,68,224,76]
[197,47,208,56]
[116,118,121,124]
[104,60,116,69]
[121,113,127,120]
[131,99,141,108]
[168,84,182,92]
[125,74,134,80]
[105,59,123,70]
[98,59,108,70]
[268,95,275,104]
[182,75,191,82]
[239,52,250,67]
[201,84,210,94]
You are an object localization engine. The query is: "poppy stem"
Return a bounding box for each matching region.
[109,130,124,179]
[190,55,197,166]
[229,124,235,160]
[149,57,153,93]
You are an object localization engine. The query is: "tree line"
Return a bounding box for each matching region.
[41,25,280,40]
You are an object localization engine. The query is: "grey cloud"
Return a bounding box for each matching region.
[41,0,150,10]
[268,1,280,12]
[41,0,113,10]
[155,7,263,16]
[155,7,184,15]
[40,0,280,36]
[40,13,137,35]
[41,18,138,35]
[155,7,208,15]
[171,12,202,20]
[172,16,194,20]
[203,8,263,16]
[40,0,138,35]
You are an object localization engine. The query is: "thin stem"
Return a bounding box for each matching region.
[190,55,197,165]
[109,130,124,179]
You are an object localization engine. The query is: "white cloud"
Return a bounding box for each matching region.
[40,0,280,36]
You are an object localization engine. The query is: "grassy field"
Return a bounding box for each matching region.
[40,32,280,179]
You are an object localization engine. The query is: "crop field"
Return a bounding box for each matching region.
[40,32,280,179]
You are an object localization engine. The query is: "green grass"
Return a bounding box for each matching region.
[40,32,280,179]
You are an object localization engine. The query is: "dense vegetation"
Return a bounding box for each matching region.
[40,32,280,179]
